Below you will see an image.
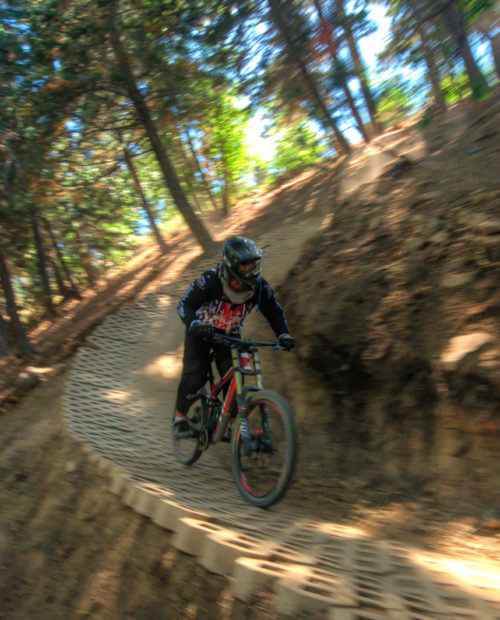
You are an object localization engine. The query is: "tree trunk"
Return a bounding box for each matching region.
[0,240,34,358]
[183,124,221,212]
[441,1,490,98]
[30,210,57,317]
[335,0,382,135]
[43,217,82,299]
[475,8,500,80]
[73,227,98,289]
[107,15,214,252]
[222,166,231,216]
[267,0,351,155]
[412,1,447,112]
[189,187,204,215]
[342,78,370,142]
[47,257,73,300]
[0,313,11,357]
[313,0,370,142]
[122,148,168,253]
[170,127,206,213]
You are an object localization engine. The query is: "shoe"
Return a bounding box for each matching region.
[173,418,197,439]
[222,425,232,443]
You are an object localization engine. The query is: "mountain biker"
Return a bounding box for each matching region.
[173,235,295,436]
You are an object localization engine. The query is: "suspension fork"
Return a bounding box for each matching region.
[248,349,273,439]
[230,347,250,454]
[232,346,264,455]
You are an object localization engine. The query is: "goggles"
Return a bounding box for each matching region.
[238,261,259,275]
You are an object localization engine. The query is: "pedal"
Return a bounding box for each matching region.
[173,428,199,440]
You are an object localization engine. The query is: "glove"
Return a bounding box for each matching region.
[189,320,214,340]
[278,333,295,351]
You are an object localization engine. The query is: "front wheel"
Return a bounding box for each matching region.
[231,389,298,508]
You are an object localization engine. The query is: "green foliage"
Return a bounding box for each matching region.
[2,0,498,326]
[205,91,252,187]
[460,0,494,22]
[271,120,325,179]
[379,0,493,104]
[441,71,473,104]
[375,76,417,126]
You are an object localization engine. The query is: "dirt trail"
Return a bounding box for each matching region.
[1,135,499,618]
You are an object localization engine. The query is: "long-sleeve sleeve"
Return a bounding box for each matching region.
[177,269,218,327]
[258,279,289,336]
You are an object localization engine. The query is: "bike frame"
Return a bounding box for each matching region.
[205,343,265,444]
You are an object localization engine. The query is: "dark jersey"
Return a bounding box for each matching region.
[177,266,288,336]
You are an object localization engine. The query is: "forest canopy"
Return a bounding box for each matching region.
[0,0,498,356]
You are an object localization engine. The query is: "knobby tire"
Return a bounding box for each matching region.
[231,389,298,508]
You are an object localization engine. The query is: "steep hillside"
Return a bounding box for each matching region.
[283,89,500,507]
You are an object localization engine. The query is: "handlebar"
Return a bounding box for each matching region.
[211,333,284,350]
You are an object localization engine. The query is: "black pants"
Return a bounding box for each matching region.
[175,329,232,414]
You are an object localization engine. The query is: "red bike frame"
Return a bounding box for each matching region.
[204,346,263,444]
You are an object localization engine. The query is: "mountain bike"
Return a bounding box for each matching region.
[171,333,298,508]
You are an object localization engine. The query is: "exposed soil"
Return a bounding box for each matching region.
[283,90,500,525]
[1,92,499,619]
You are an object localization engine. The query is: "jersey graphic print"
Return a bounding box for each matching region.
[196,300,249,332]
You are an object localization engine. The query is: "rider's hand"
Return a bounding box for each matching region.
[189,320,214,340]
[278,333,295,351]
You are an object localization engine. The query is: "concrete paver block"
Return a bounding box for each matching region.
[328,608,400,619]
[232,557,309,602]
[408,551,500,611]
[351,573,405,613]
[436,588,500,618]
[95,456,114,473]
[200,530,273,576]
[390,583,446,617]
[152,501,209,533]
[274,570,357,616]
[110,469,128,495]
[122,482,140,507]
[270,543,317,566]
[172,517,226,556]
[316,537,393,576]
[389,560,500,619]
[133,486,160,518]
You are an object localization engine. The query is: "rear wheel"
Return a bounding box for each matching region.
[171,401,203,465]
[231,389,298,508]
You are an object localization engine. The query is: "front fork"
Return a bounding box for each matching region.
[232,347,264,455]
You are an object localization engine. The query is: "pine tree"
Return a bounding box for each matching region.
[335,0,383,134]
[439,0,491,98]
[267,0,351,154]
[311,0,371,141]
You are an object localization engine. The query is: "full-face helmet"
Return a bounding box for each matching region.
[222,236,263,291]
